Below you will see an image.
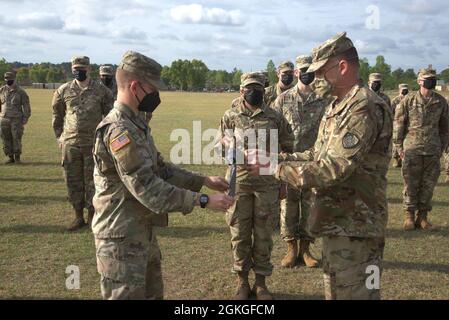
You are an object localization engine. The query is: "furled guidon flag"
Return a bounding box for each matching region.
[110,132,131,152]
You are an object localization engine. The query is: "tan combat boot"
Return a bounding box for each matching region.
[403,211,415,231]
[87,208,95,227]
[253,274,273,300]
[5,155,14,164]
[281,240,297,268]
[299,239,319,268]
[415,211,437,231]
[233,271,251,300]
[14,154,21,164]
[67,210,87,231]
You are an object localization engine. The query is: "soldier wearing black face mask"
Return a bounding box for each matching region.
[0,71,31,164]
[391,83,410,167]
[264,61,295,108]
[394,65,449,231]
[272,55,331,270]
[99,65,117,99]
[51,55,114,231]
[369,73,391,110]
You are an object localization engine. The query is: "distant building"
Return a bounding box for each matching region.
[436,80,448,91]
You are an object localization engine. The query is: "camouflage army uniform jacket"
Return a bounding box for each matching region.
[264,83,294,108]
[0,84,31,120]
[376,91,391,110]
[393,90,449,156]
[220,96,293,187]
[52,79,114,146]
[273,84,328,153]
[92,102,205,239]
[391,94,406,117]
[276,84,393,238]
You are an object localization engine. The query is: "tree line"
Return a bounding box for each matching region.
[1,56,448,91]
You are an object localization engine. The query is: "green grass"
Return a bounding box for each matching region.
[0,89,448,300]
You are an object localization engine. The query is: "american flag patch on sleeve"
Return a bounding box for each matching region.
[110,132,131,152]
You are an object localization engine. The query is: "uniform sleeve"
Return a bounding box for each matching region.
[156,152,205,192]
[275,102,380,190]
[278,148,315,162]
[439,98,449,152]
[102,87,114,116]
[107,126,198,215]
[51,88,66,139]
[277,111,294,153]
[393,98,408,148]
[21,90,31,120]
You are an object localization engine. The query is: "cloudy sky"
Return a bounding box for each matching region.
[1,0,447,72]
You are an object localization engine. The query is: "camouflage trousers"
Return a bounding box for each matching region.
[322,236,384,300]
[444,151,449,177]
[95,228,163,300]
[61,143,95,212]
[0,117,24,156]
[226,184,279,276]
[402,154,441,212]
[280,186,314,242]
[391,144,401,163]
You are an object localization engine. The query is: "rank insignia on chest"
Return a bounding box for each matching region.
[110,132,131,152]
[342,132,360,149]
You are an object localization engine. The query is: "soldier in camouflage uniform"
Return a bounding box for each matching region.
[369,73,391,109]
[391,84,409,167]
[0,71,31,164]
[248,32,392,300]
[273,55,329,269]
[394,66,449,231]
[92,51,233,300]
[99,65,117,99]
[219,72,293,300]
[264,61,295,108]
[52,56,114,231]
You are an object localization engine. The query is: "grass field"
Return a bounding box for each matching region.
[0,88,448,300]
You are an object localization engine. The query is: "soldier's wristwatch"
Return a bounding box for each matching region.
[199,194,209,209]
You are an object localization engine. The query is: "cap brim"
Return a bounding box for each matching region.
[307,58,328,73]
[279,67,294,73]
[243,80,264,87]
[148,78,168,91]
[296,63,311,70]
[72,64,88,68]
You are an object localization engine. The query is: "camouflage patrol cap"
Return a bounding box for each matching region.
[369,73,382,82]
[4,71,15,80]
[399,83,409,89]
[308,32,356,73]
[295,55,312,69]
[71,56,90,68]
[118,50,166,90]
[418,65,437,79]
[240,72,265,88]
[277,61,294,73]
[99,65,114,76]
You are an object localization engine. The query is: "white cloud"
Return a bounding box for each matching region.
[3,12,64,30]
[170,4,243,26]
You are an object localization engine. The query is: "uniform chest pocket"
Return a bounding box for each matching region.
[409,104,424,127]
[11,95,21,106]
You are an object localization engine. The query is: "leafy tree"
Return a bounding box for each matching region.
[266,60,277,86]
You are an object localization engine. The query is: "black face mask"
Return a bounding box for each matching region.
[73,69,87,81]
[401,89,409,96]
[299,72,315,85]
[423,78,437,90]
[371,81,381,92]
[264,80,270,88]
[136,84,161,113]
[6,80,14,86]
[244,89,264,107]
[101,76,113,87]
[280,74,294,86]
